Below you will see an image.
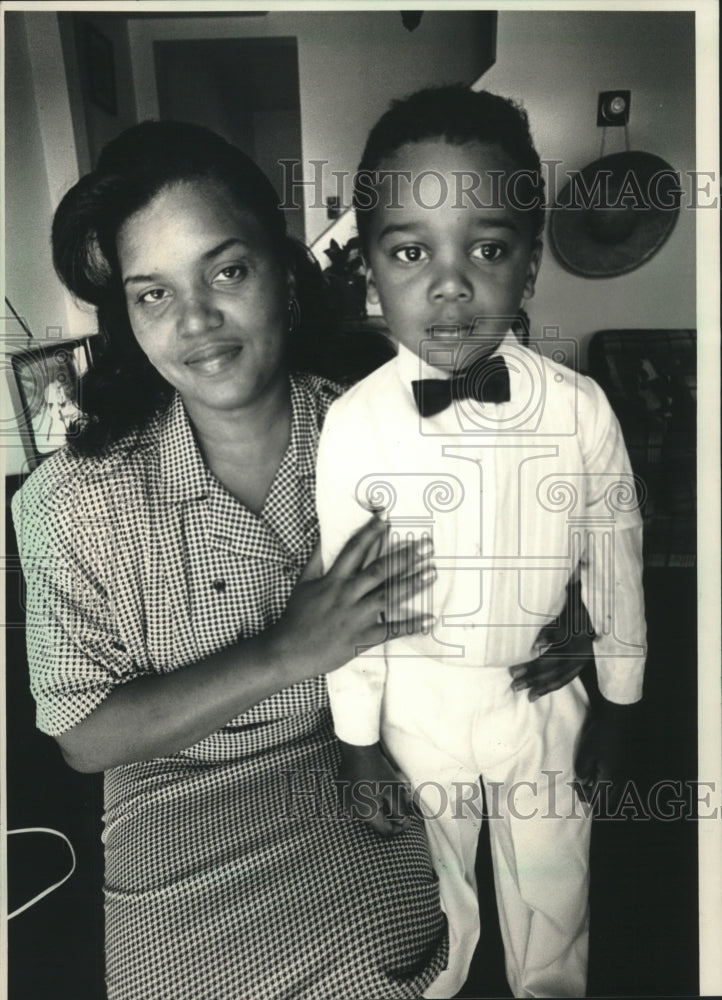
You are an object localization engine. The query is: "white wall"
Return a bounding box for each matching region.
[4,12,91,342]
[480,10,697,366]
[4,12,95,475]
[127,10,493,245]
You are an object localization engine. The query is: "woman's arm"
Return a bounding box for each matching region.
[56,518,433,772]
[56,631,292,772]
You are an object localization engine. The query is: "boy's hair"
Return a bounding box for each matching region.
[354,84,545,251]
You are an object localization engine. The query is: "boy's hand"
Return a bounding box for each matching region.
[337,741,413,838]
[574,700,642,813]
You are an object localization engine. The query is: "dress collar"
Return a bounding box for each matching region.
[158,374,315,504]
[159,393,209,503]
[286,373,318,482]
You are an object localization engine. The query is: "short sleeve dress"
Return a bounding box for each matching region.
[12,373,448,1000]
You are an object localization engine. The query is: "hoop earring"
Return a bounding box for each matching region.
[288,297,301,334]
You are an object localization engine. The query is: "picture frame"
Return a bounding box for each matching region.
[85,22,117,115]
[9,337,96,470]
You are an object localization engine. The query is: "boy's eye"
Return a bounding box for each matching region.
[392,245,429,264]
[213,264,248,284]
[137,287,169,306]
[471,243,505,262]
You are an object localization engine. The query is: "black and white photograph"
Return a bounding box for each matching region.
[2,3,720,999]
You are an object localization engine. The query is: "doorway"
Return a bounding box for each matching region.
[154,37,304,241]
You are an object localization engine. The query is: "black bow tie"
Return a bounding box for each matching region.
[411,354,510,417]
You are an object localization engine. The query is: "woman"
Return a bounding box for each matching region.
[13,121,587,999]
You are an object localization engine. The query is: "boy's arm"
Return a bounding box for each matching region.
[317,399,435,835]
[317,404,412,836]
[316,402,389,747]
[575,380,647,803]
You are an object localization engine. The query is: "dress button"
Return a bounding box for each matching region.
[283,564,296,579]
[212,579,226,593]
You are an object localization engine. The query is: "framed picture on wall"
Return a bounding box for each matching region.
[8,337,98,470]
[85,22,117,115]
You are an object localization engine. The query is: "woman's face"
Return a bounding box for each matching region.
[117,180,292,424]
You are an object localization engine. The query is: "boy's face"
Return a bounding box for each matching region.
[364,139,542,371]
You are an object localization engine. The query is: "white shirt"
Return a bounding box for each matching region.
[316,333,647,746]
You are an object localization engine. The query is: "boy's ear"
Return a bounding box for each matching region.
[522,240,543,301]
[364,265,381,305]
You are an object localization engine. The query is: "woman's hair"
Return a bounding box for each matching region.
[353,84,546,253]
[52,120,333,455]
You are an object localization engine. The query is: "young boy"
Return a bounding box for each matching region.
[316,86,646,999]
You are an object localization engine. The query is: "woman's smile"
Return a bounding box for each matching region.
[183,342,243,375]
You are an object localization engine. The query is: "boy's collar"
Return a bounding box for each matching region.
[396,329,518,386]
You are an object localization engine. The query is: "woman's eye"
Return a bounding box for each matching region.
[472,243,505,262]
[392,245,428,264]
[137,288,169,306]
[213,264,247,284]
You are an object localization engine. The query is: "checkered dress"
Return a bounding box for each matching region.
[13,373,448,1000]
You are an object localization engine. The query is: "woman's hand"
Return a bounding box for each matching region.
[337,740,413,838]
[54,516,435,773]
[509,584,595,701]
[270,517,436,684]
[509,628,594,702]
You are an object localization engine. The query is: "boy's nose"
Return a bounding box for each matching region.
[429,264,473,303]
[178,294,223,337]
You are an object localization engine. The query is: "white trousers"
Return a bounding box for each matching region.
[380,658,592,999]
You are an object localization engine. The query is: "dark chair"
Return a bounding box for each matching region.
[587,328,696,568]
